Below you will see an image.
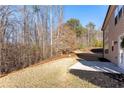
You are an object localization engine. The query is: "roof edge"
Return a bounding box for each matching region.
[101,5,111,31]
[101,5,116,31]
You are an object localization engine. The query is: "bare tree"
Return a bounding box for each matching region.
[0,5,65,75]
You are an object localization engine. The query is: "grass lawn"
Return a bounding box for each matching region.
[1,53,124,88]
[0,57,97,88]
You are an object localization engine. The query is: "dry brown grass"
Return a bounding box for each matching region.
[0,57,97,88]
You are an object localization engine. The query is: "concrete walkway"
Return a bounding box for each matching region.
[69,59,124,74]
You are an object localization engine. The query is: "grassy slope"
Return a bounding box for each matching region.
[0,57,97,88]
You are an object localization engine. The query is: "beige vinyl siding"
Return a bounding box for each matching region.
[104,6,124,64]
[104,8,117,63]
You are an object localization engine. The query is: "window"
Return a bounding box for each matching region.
[115,5,123,25]
[115,6,118,17]
[105,49,109,54]
[112,41,114,51]
[115,16,117,25]
[112,46,114,51]
[119,5,123,11]
[115,5,123,17]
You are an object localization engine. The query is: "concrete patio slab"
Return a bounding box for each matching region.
[69,59,124,74]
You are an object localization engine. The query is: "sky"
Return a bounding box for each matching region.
[64,5,108,30]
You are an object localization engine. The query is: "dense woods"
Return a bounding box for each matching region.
[0,5,64,74]
[0,5,102,74]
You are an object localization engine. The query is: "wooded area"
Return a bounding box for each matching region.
[0,5,102,74]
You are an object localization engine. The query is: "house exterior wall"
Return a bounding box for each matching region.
[104,11,116,63]
[104,6,124,64]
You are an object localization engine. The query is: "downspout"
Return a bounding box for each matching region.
[103,29,105,58]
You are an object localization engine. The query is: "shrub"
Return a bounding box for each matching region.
[78,44,85,49]
[121,38,124,48]
[93,39,103,47]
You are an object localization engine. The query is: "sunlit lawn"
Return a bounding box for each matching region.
[0,57,97,88]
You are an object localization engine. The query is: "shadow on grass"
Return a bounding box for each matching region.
[69,69,124,88]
